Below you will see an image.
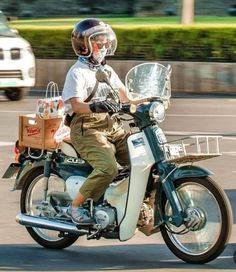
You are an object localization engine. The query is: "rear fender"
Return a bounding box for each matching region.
[13,160,44,190]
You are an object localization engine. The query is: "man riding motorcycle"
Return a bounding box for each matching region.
[62,18,150,225]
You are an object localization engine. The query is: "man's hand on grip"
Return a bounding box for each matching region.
[89,100,120,113]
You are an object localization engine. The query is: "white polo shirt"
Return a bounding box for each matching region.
[62,59,125,113]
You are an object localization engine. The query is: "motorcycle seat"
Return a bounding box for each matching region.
[59,139,78,158]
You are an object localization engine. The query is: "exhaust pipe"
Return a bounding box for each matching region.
[16,213,89,236]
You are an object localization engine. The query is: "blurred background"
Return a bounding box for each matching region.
[0,0,235,97]
[0,0,235,18]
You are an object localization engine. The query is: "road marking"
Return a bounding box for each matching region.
[167,114,236,117]
[222,152,236,155]
[0,110,33,113]
[217,255,234,259]
[0,141,15,146]
[223,137,236,140]
[165,131,236,138]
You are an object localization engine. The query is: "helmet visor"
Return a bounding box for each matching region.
[89,29,117,56]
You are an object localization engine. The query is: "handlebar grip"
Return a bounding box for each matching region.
[121,103,137,114]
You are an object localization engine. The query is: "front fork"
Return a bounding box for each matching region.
[43,151,53,201]
[158,163,184,227]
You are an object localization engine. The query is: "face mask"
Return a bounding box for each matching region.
[92,46,107,64]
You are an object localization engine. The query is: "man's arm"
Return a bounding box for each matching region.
[70,97,92,114]
[70,97,120,114]
[118,87,149,105]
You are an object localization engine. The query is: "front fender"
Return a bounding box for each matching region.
[172,165,213,181]
[13,160,44,190]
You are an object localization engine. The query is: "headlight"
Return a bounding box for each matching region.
[28,67,35,78]
[25,46,34,56]
[149,102,165,123]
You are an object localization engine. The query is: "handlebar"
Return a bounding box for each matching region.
[120,103,137,115]
[119,98,162,114]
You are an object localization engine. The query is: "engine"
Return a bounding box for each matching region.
[94,205,116,229]
[138,202,154,227]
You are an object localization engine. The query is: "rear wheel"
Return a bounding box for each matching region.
[160,177,233,264]
[20,168,78,249]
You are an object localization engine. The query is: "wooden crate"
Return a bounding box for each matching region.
[19,114,62,150]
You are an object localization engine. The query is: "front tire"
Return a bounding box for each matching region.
[160,177,233,264]
[20,167,78,249]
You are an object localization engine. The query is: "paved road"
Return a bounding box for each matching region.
[0,93,235,272]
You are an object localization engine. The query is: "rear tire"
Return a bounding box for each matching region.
[160,177,233,264]
[20,167,78,249]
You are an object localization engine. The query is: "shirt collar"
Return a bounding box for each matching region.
[79,57,101,71]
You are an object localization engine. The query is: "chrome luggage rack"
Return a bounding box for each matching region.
[162,135,222,164]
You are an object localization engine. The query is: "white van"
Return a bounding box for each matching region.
[0,11,35,100]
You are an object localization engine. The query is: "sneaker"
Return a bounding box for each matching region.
[69,206,94,226]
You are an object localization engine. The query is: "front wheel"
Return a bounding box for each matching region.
[20,167,78,249]
[160,177,233,264]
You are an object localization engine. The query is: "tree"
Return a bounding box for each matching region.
[126,0,136,16]
[181,0,195,25]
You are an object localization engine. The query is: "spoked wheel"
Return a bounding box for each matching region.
[160,177,233,264]
[20,168,78,249]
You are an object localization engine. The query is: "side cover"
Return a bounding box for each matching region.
[118,132,155,241]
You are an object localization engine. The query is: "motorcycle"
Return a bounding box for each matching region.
[3,62,233,264]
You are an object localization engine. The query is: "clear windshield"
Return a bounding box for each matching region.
[125,62,172,102]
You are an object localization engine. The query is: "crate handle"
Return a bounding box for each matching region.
[28,119,37,125]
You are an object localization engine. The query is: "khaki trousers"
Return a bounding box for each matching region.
[70,113,129,202]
